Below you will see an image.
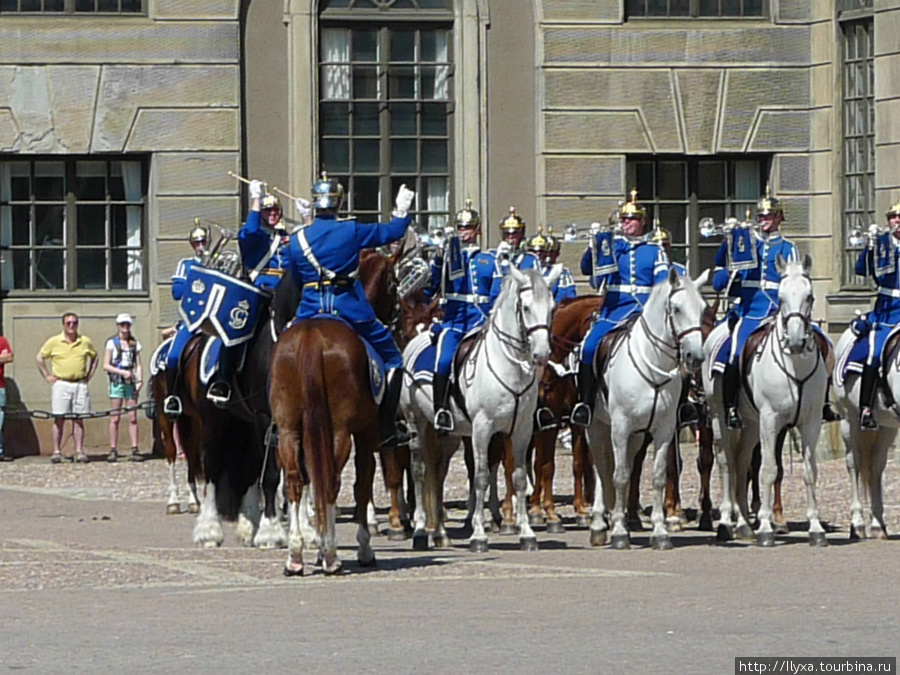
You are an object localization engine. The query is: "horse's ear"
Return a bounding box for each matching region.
[545,264,563,290]
[802,253,813,276]
[693,268,710,288]
[668,266,679,286]
[775,253,787,276]
[390,234,408,265]
[509,264,527,286]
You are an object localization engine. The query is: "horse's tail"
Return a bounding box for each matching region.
[300,330,335,536]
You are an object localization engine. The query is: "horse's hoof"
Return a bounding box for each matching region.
[528,513,544,527]
[387,528,408,542]
[589,529,608,547]
[774,521,790,535]
[651,535,673,551]
[323,561,344,576]
[716,523,733,542]
[469,538,489,553]
[575,514,592,529]
[698,513,714,532]
[166,503,181,515]
[611,534,631,550]
[735,523,755,541]
[499,523,518,536]
[520,536,539,552]
[665,518,684,533]
[756,531,776,547]
[368,524,379,537]
[283,565,305,577]
[433,534,452,549]
[873,526,888,541]
[626,517,644,532]
[358,555,377,568]
[412,532,430,551]
[809,531,828,548]
[188,504,200,515]
[546,520,565,535]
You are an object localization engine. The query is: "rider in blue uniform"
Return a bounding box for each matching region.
[288,173,414,447]
[570,192,670,428]
[850,200,900,429]
[206,180,312,405]
[162,223,209,417]
[494,207,539,277]
[525,228,577,303]
[431,201,501,435]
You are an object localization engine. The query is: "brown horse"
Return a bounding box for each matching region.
[270,250,400,576]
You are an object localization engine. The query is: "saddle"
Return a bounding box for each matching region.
[594,316,638,401]
[448,331,482,419]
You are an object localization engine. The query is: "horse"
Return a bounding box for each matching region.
[703,254,829,547]
[269,249,402,576]
[149,370,199,515]
[833,327,898,540]
[587,267,711,550]
[401,265,561,553]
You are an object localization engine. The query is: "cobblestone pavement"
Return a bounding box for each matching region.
[1,441,898,674]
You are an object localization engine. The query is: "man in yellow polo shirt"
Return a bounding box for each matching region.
[36,312,99,464]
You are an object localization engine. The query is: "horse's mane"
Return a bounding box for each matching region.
[496,267,549,305]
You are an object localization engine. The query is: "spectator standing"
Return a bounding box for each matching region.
[36,313,98,464]
[103,314,144,463]
[0,333,13,462]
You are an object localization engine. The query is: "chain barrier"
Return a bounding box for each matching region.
[0,400,155,421]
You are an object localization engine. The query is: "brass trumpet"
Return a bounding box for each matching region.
[698,212,755,238]
[848,223,891,250]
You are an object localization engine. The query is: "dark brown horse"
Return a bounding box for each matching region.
[270,250,400,576]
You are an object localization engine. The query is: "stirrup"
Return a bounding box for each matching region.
[162,395,182,418]
[822,403,841,423]
[677,402,699,428]
[434,408,454,435]
[570,402,592,428]
[726,406,742,430]
[380,422,411,448]
[535,407,556,432]
[860,407,878,431]
[207,382,231,406]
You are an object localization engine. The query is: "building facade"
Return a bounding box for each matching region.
[0,0,895,425]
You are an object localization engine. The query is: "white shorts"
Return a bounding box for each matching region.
[51,380,92,417]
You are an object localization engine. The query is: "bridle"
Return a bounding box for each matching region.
[778,275,814,351]
[489,283,553,369]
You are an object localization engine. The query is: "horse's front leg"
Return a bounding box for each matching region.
[409,419,429,550]
[649,432,676,550]
[732,431,756,541]
[572,427,593,528]
[798,421,827,547]
[868,430,894,539]
[609,421,634,550]
[754,416,780,547]
[588,422,613,546]
[354,441,377,566]
[468,420,492,553]
[166,458,181,515]
[192,478,225,548]
[510,427,538,551]
[235,482,261,547]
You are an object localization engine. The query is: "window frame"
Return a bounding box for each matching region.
[0,156,148,296]
[318,3,454,230]
[625,0,767,19]
[0,0,143,14]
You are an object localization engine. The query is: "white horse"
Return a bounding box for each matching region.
[400,265,561,552]
[587,267,711,550]
[703,254,829,547]
[833,329,898,539]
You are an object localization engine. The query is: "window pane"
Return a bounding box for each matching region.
[353,102,380,135]
[698,203,725,224]
[698,0,718,16]
[34,161,64,200]
[670,0,689,16]
[120,0,141,11]
[353,139,380,172]
[353,29,378,62]
[75,0,94,10]
[657,162,686,200]
[647,0,667,16]
[11,205,30,245]
[44,0,64,10]
[421,140,447,172]
[21,0,41,9]
[744,0,763,15]
[389,66,416,99]
[390,30,415,62]
[421,31,446,62]
[698,162,726,199]
[634,162,654,198]
[35,249,64,289]
[698,247,718,276]
[626,0,646,16]
[390,103,417,135]
[97,0,117,10]
[77,249,106,289]
[418,0,451,7]
[111,205,129,246]
[1,0,19,10]
[34,205,63,245]
[110,249,132,289]
[9,162,30,200]
[353,65,379,99]
[321,102,350,135]
[322,139,350,173]
[733,160,760,199]
[76,161,106,200]
[353,176,380,213]
[391,140,418,173]
[421,103,447,136]
[76,205,106,245]
[11,250,30,290]
[659,204,686,234]
[722,0,740,15]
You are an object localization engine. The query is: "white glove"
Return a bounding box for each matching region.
[249,179,264,200]
[590,221,602,235]
[869,223,881,236]
[496,241,512,259]
[294,197,312,220]
[393,184,415,218]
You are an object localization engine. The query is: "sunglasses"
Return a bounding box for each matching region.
[65,321,79,326]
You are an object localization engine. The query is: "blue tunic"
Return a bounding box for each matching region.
[288,213,411,369]
[165,256,203,371]
[239,211,292,291]
[849,240,900,368]
[580,235,670,365]
[540,262,577,302]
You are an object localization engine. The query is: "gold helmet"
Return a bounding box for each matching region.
[189,219,209,244]
[312,171,344,210]
[619,189,646,220]
[454,198,481,230]
[547,227,561,254]
[756,186,783,218]
[260,193,282,212]
[500,206,526,233]
[649,227,671,246]
[525,227,551,253]
[886,199,900,219]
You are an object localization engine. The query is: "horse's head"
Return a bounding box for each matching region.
[665,267,710,373]
[359,248,400,327]
[775,253,815,354]
[502,265,559,368]
[398,291,442,347]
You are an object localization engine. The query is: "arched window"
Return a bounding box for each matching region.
[319,0,454,230]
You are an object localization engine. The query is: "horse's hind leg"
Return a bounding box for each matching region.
[255,431,288,549]
[844,418,868,539]
[354,441,377,567]
[572,427,593,528]
[538,431,564,533]
[868,430,894,539]
[193,479,225,548]
[381,445,410,540]
[277,425,306,576]
[498,435,517,536]
[627,440,648,531]
[697,413,715,531]
[798,422,827,547]
[468,421,493,552]
[664,434,685,532]
[772,441,789,535]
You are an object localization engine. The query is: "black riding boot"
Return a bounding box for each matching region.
[723,362,742,430]
[379,369,411,448]
[208,346,237,406]
[163,366,182,417]
[677,374,699,428]
[570,361,596,428]
[859,364,879,431]
[822,376,841,422]
[432,373,453,436]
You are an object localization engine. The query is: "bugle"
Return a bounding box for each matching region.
[848,223,890,250]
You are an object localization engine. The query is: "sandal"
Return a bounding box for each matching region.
[76,454,90,464]
[129,448,144,463]
[50,453,62,464]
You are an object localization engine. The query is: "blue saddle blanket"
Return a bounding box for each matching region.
[150,337,174,377]
[178,266,269,348]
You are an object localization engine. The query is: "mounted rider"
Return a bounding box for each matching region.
[650,227,687,277]
[287,172,414,447]
[847,200,900,430]
[495,206,539,274]
[430,200,502,435]
[525,227,577,303]
[205,180,312,405]
[570,191,670,428]
[710,189,839,429]
[161,223,209,416]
